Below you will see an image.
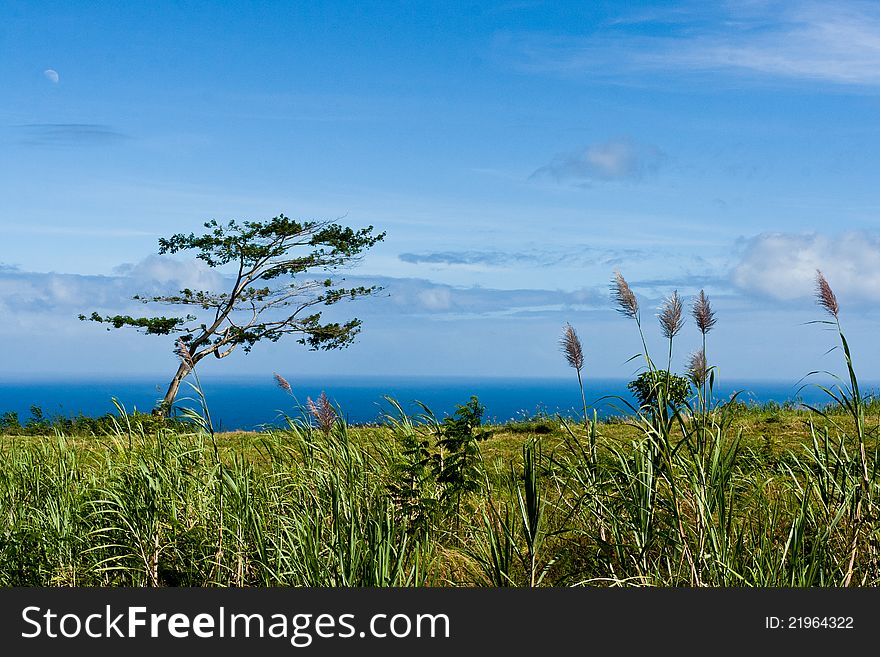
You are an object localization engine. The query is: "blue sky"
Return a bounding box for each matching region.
[2,0,880,384]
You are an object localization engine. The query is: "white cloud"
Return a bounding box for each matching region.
[731,231,880,302]
[0,271,123,313]
[417,288,453,311]
[533,138,665,184]
[114,255,225,293]
[0,256,227,316]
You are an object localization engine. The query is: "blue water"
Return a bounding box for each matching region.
[0,375,869,432]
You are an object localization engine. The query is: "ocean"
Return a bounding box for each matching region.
[0,375,866,432]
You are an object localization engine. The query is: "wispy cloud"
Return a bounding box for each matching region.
[628,272,730,296]
[497,1,880,87]
[731,231,880,302]
[362,276,610,317]
[14,123,127,147]
[661,2,880,86]
[532,138,665,185]
[398,245,646,268]
[399,251,519,266]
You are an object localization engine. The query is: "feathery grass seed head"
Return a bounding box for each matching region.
[612,271,639,319]
[692,290,716,335]
[660,290,684,340]
[688,349,708,387]
[174,338,195,370]
[307,391,337,435]
[815,270,839,319]
[560,323,585,372]
[274,372,292,394]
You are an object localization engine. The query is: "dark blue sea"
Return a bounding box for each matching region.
[0,375,870,432]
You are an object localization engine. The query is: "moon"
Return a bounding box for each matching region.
[43,69,59,83]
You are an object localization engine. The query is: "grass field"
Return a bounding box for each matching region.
[1,395,878,587]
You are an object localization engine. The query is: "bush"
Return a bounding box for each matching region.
[0,411,20,432]
[627,370,691,413]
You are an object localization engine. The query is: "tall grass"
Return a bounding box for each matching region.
[1,391,878,586]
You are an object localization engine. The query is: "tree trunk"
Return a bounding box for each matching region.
[155,362,191,417]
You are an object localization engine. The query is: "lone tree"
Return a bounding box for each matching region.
[80,214,385,414]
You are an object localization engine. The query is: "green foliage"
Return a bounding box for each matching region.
[514,439,548,586]
[0,406,187,437]
[504,421,554,435]
[383,399,439,538]
[80,214,385,410]
[82,216,384,353]
[627,369,692,411]
[76,312,194,335]
[0,411,20,431]
[383,396,493,538]
[156,216,382,269]
[25,405,50,433]
[434,396,489,503]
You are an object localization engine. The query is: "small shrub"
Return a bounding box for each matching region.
[387,427,437,538]
[626,370,691,413]
[506,421,554,435]
[434,396,490,525]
